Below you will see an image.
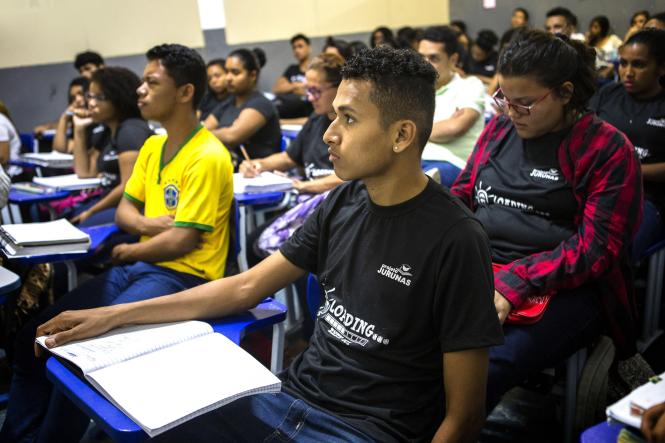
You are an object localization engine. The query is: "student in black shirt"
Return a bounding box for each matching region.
[197,58,228,121]
[468,29,499,85]
[240,53,343,194]
[70,67,152,226]
[37,47,503,443]
[52,76,89,154]
[590,28,665,259]
[272,34,314,119]
[204,48,281,161]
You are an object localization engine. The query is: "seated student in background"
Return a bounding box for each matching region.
[204,48,281,162]
[590,28,665,260]
[197,58,229,121]
[322,36,353,61]
[511,7,529,28]
[646,12,665,30]
[545,7,585,41]
[51,76,89,153]
[587,15,623,80]
[0,101,23,179]
[451,29,642,412]
[35,46,504,443]
[240,53,344,195]
[68,67,153,227]
[625,10,650,40]
[272,34,314,119]
[467,29,499,86]
[396,26,422,50]
[418,26,485,186]
[33,51,106,136]
[0,43,234,443]
[369,26,396,48]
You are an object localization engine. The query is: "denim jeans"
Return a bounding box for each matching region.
[0,262,207,443]
[633,198,665,262]
[486,286,603,411]
[152,391,375,443]
[421,160,463,188]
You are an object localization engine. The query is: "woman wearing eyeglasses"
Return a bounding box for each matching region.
[203,48,281,163]
[70,67,153,226]
[239,53,343,194]
[451,29,642,412]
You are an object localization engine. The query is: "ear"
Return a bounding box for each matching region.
[450,52,460,66]
[558,81,574,105]
[178,83,195,106]
[391,120,418,154]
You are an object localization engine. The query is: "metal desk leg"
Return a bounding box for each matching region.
[271,322,284,373]
[65,261,77,291]
[238,206,249,272]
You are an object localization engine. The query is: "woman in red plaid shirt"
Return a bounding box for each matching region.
[451,29,643,411]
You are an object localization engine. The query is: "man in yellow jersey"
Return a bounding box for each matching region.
[0,44,233,443]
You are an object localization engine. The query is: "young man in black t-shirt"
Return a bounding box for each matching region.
[272,33,314,119]
[37,47,503,443]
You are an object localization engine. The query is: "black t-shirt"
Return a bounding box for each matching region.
[285,113,334,180]
[466,52,498,78]
[198,92,226,121]
[590,82,665,208]
[93,118,152,188]
[282,64,305,84]
[212,91,281,158]
[473,128,578,264]
[279,179,503,442]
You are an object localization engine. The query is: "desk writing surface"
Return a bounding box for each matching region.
[9,188,70,204]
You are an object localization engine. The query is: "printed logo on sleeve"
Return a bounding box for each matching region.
[376,263,413,286]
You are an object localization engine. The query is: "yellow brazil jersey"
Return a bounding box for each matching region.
[123,125,233,281]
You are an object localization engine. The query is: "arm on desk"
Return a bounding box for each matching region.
[431,348,489,443]
[37,251,305,351]
[72,151,139,224]
[292,174,343,194]
[239,151,297,177]
[210,108,267,149]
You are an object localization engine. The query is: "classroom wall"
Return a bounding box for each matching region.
[449,0,665,40]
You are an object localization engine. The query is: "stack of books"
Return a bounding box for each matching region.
[33,174,102,191]
[21,151,74,169]
[0,219,91,258]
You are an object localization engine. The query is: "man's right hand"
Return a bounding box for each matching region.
[35,306,120,356]
[239,160,262,178]
[140,214,174,237]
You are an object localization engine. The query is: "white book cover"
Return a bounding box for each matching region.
[233,172,293,194]
[606,371,665,428]
[33,174,102,190]
[37,321,281,437]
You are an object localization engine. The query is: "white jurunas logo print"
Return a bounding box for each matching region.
[529,168,560,181]
[318,286,390,347]
[376,263,413,286]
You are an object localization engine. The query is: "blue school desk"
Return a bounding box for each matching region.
[3,187,71,224]
[579,421,624,442]
[10,223,119,291]
[0,266,20,406]
[45,298,288,443]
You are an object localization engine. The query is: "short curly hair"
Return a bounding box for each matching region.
[341,46,437,150]
[74,51,104,70]
[90,67,142,122]
[146,44,207,109]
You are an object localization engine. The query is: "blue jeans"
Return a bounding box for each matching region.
[487,286,603,411]
[152,392,374,443]
[633,198,665,262]
[421,160,462,188]
[0,262,207,443]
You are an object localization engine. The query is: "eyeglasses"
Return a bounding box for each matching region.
[84,92,108,102]
[492,88,553,116]
[305,85,335,100]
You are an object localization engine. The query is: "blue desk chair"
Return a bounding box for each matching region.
[45,298,287,443]
[19,133,38,154]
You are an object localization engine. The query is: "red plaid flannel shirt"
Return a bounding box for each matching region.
[451,113,643,357]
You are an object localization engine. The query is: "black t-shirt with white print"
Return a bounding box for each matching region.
[285,113,334,180]
[279,178,504,442]
[473,127,578,264]
[282,64,305,84]
[590,82,665,208]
